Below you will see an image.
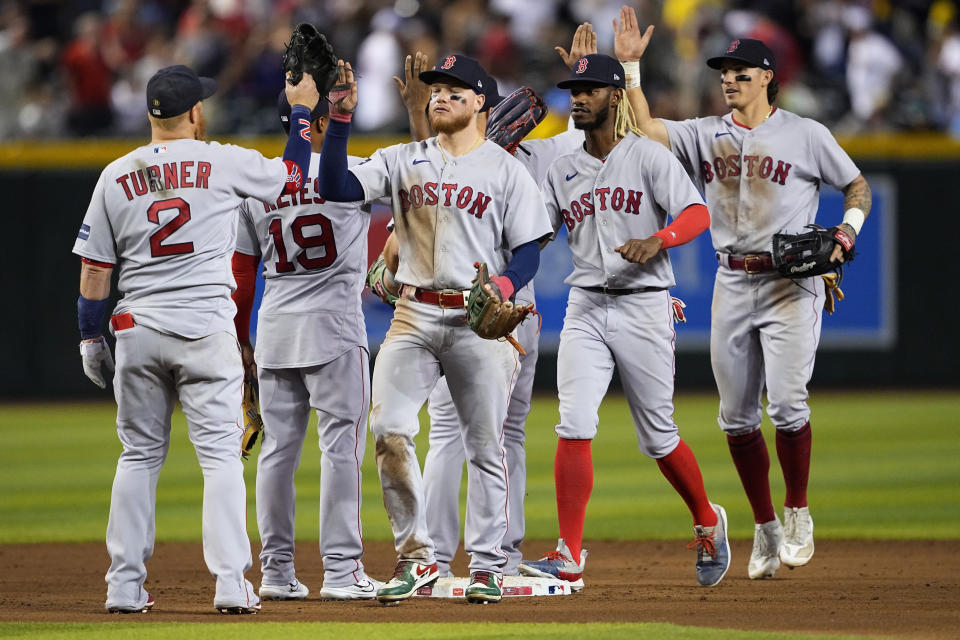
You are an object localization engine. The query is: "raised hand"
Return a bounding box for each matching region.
[393,51,431,114]
[329,59,358,120]
[613,5,654,62]
[285,68,319,111]
[555,22,598,69]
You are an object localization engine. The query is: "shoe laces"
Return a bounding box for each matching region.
[688,530,717,559]
[392,561,412,579]
[542,550,568,563]
[471,571,497,587]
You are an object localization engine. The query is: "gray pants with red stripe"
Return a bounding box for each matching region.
[256,346,372,588]
[370,296,519,574]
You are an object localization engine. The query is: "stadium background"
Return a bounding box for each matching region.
[3,0,960,396]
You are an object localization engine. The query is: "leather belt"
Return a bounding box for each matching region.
[110,313,135,331]
[411,287,468,308]
[580,286,666,296]
[718,252,775,274]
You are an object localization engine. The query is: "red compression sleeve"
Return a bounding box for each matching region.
[231,251,259,342]
[653,203,710,249]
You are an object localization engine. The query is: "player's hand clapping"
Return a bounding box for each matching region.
[329,60,358,119]
[285,69,320,112]
[615,237,664,264]
[394,52,431,114]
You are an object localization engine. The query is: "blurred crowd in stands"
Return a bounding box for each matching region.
[2,0,960,140]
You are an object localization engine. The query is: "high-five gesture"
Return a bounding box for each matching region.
[613,5,654,62]
[556,22,598,69]
[329,59,357,121]
[393,51,431,113]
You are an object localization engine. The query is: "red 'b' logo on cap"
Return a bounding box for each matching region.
[576,57,588,74]
[727,40,740,53]
[441,56,456,70]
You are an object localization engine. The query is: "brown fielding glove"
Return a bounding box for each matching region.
[465,262,535,355]
[240,375,264,460]
[821,272,845,315]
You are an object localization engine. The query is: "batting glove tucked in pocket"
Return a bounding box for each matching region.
[79,336,115,389]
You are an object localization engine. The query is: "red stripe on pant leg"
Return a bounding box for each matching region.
[555,438,592,561]
[776,422,811,508]
[656,439,717,527]
[727,429,777,524]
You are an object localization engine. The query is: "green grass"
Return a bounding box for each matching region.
[0,622,883,640]
[2,391,959,543]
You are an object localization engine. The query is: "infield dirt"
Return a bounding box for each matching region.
[1,540,956,638]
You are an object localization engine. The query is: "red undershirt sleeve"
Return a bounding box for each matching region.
[652,203,710,249]
[231,251,259,342]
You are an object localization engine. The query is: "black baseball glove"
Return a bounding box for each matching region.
[485,86,547,155]
[771,224,855,279]
[282,23,338,98]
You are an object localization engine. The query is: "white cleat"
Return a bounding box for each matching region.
[780,506,815,568]
[259,579,309,600]
[320,577,384,601]
[748,517,783,579]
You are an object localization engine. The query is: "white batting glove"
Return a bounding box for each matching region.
[79,337,115,389]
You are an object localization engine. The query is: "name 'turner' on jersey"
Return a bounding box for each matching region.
[115,161,212,201]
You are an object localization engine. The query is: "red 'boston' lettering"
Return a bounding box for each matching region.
[469,192,491,218]
[440,183,458,206]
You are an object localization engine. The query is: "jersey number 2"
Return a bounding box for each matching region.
[147,197,194,257]
[268,213,338,273]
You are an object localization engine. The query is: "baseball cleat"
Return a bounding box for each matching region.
[259,578,309,600]
[748,517,783,579]
[319,577,384,600]
[518,538,587,589]
[107,592,155,614]
[376,560,439,604]
[690,503,731,587]
[780,506,815,567]
[465,570,503,604]
[216,603,262,614]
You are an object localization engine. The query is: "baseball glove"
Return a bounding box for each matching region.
[465,262,535,355]
[485,86,547,155]
[282,23,339,97]
[771,224,855,279]
[240,375,264,460]
[366,254,399,307]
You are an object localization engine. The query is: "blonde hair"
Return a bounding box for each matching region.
[614,89,645,139]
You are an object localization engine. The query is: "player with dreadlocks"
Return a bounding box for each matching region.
[518,53,732,589]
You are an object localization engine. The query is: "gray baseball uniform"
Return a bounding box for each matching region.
[351,137,552,574]
[73,139,288,612]
[662,110,860,433]
[423,129,584,577]
[235,154,375,590]
[542,133,703,455]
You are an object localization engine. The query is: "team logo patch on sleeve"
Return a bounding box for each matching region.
[77,224,90,241]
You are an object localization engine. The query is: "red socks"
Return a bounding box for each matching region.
[776,422,812,508]
[555,438,593,561]
[657,439,717,527]
[727,429,777,524]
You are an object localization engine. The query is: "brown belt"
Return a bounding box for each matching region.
[412,288,467,308]
[720,252,775,274]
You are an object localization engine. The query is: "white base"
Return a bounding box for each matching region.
[413,575,573,598]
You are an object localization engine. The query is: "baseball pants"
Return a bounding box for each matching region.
[105,324,255,611]
[710,269,825,435]
[256,346,371,588]
[423,314,539,576]
[370,296,519,573]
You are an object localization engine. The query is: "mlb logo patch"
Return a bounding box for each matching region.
[77,224,90,241]
[153,144,167,154]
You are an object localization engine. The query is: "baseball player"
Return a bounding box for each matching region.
[519,53,731,589]
[615,6,872,579]
[317,56,553,604]
[231,92,383,601]
[387,52,588,579]
[389,50,584,578]
[73,64,319,613]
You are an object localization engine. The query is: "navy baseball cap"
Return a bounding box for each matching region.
[557,54,625,89]
[707,38,776,73]
[277,90,328,133]
[419,54,487,95]
[482,74,504,113]
[146,65,217,118]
